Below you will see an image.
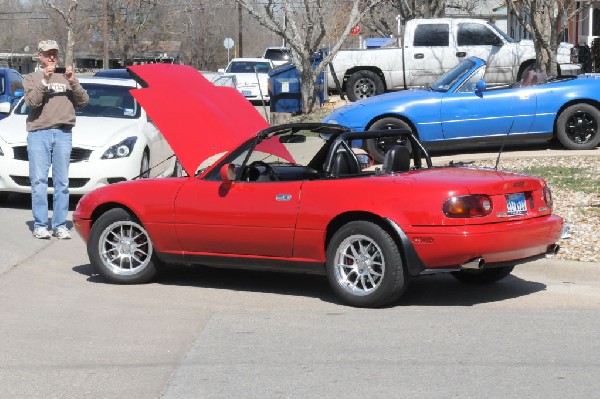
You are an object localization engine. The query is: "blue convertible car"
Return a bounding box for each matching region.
[323,57,600,162]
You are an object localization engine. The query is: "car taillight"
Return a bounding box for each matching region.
[443,195,493,218]
[542,186,553,209]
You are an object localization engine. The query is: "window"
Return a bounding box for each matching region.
[413,24,449,46]
[227,61,272,74]
[458,23,503,46]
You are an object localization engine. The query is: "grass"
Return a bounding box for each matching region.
[518,165,600,194]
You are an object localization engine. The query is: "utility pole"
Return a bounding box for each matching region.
[238,2,243,57]
[103,0,108,69]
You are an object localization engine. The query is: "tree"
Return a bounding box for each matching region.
[41,0,79,66]
[236,0,385,114]
[506,0,592,76]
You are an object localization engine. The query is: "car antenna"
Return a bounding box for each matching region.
[494,121,515,170]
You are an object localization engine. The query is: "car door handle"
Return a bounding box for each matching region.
[456,52,467,57]
[414,53,424,59]
[276,194,292,201]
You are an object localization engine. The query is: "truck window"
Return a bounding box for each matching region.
[413,24,449,47]
[458,23,503,46]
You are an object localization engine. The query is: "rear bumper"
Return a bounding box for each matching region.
[406,215,564,270]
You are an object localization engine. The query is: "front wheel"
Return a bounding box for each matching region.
[345,70,384,102]
[88,208,160,284]
[367,117,413,163]
[556,104,600,150]
[326,221,407,307]
[451,266,514,284]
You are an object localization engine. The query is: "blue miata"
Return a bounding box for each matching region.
[324,57,600,162]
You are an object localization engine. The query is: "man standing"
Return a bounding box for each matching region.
[23,40,89,239]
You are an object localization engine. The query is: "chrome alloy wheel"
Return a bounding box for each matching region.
[333,234,385,296]
[98,220,153,276]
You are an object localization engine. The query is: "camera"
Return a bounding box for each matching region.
[54,67,66,74]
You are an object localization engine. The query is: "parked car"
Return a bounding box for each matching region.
[323,56,600,162]
[0,76,177,203]
[262,46,291,66]
[0,68,24,120]
[73,64,563,308]
[94,68,132,79]
[219,58,273,102]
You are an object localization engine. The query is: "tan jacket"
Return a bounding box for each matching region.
[23,70,89,132]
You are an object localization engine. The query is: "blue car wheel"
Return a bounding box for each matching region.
[556,103,600,150]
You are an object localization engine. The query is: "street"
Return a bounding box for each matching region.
[1,193,600,398]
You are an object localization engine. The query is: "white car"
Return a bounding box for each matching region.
[262,47,291,67]
[219,58,273,102]
[0,76,177,202]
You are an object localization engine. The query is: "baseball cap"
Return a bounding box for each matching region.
[38,40,59,52]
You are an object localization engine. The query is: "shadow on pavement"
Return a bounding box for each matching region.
[72,262,546,307]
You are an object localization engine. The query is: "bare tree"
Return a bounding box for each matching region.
[41,0,79,66]
[236,0,385,114]
[107,0,159,66]
[506,0,592,76]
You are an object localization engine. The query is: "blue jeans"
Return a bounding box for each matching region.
[27,128,72,229]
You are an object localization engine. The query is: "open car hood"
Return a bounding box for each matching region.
[127,64,270,175]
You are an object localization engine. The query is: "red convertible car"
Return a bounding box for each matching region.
[73,64,563,307]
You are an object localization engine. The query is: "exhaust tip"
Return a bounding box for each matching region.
[546,244,560,255]
[461,257,485,269]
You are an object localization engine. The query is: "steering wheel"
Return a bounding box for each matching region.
[246,160,279,181]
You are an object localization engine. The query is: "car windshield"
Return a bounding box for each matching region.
[14,83,140,118]
[488,22,515,43]
[429,58,476,92]
[264,49,290,61]
[0,72,5,95]
[227,61,272,74]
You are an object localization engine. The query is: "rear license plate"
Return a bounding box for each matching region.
[506,193,527,216]
[242,90,252,96]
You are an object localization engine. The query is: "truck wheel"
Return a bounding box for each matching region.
[367,117,413,163]
[451,266,514,284]
[346,70,384,102]
[556,103,600,150]
[326,221,408,308]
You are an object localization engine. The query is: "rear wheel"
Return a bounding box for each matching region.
[88,208,160,284]
[556,103,600,150]
[345,70,384,102]
[326,221,407,307]
[367,117,413,163]
[451,266,514,284]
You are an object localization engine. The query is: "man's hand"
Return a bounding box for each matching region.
[43,64,56,81]
[65,66,77,85]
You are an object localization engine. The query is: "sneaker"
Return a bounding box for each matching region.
[53,226,71,240]
[33,226,51,239]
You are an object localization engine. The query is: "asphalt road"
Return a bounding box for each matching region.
[1,192,600,398]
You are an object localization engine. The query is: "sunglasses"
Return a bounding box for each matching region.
[40,51,58,58]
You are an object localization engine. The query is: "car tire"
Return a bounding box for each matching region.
[556,103,600,150]
[345,70,384,102]
[140,149,150,178]
[367,117,413,164]
[326,221,407,307]
[450,266,514,284]
[88,208,160,284]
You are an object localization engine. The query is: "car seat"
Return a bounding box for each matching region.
[331,150,361,177]
[382,145,411,174]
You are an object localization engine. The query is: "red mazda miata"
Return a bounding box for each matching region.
[73,64,563,307]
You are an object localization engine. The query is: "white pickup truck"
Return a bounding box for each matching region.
[328,18,579,101]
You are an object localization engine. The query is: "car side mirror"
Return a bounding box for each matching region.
[220,163,236,185]
[475,80,486,97]
[13,89,24,98]
[0,102,11,114]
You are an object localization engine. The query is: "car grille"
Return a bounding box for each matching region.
[13,146,92,163]
[10,175,90,188]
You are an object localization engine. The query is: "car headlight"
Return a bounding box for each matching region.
[101,136,138,159]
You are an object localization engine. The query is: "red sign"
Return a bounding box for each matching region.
[350,24,361,35]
